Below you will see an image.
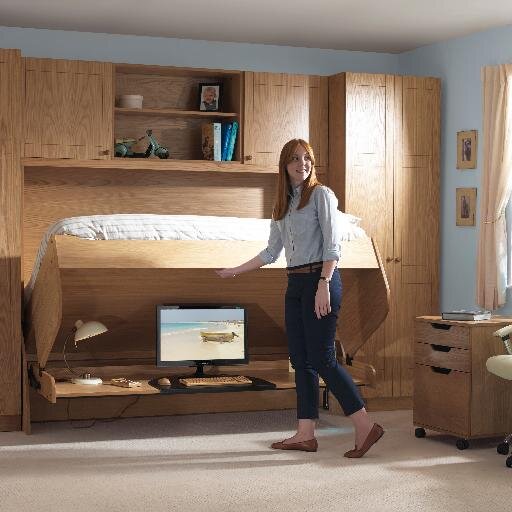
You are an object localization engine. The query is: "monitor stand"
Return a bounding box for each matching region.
[192,362,208,377]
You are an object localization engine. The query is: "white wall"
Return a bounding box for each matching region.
[0,26,399,75]
[400,24,512,314]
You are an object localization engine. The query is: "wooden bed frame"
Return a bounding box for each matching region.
[22,164,389,429]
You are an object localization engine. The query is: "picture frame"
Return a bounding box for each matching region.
[457,130,477,169]
[198,83,221,112]
[456,187,477,226]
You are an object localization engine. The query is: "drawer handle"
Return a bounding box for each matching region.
[431,344,452,352]
[431,323,451,331]
[431,366,452,375]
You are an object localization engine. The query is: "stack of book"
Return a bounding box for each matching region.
[441,309,492,321]
[201,121,238,162]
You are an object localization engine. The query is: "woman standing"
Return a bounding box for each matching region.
[216,139,384,457]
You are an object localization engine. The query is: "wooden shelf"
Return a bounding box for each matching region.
[22,158,278,174]
[115,107,239,119]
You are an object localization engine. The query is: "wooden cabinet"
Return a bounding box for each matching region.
[394,76,441,397]
[114,64,242,161]
[328,73,440,399]
[0,49,23,431]
[243,72,328,175]
[22,63,328,172]
[413,316,512,446]
[0,45,444,427]
[24,58,114,159]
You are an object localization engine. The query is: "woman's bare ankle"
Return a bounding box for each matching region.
[283,432,315,444]
[349,408,374,448]
[282,419,316,443]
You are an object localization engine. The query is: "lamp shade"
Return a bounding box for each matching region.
[74,320,108,342]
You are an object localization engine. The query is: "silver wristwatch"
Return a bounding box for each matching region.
[319,276,331,284]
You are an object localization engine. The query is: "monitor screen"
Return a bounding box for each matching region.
[156,305,248,368]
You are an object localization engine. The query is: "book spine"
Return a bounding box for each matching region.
[221,122,233,161]
[226,121,239,161]
[213,122,222,162]
[201,123,214,160]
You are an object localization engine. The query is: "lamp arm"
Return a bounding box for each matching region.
[63,329,80,376]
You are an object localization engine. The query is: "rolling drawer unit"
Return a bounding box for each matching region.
[413,316,512,449]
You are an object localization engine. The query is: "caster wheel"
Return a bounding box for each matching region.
[456,438,469,450]
[415,427,426,438]
[497,442,510,455]
[506,455,512,468]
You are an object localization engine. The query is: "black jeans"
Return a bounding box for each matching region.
[285,267,365,419]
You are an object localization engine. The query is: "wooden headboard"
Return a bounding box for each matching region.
[23,165,277,283]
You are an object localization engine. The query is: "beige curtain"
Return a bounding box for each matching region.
[476,64,512,309]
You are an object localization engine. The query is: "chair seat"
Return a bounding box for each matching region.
[486,355,512,380]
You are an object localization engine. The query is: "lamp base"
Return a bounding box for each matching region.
[71,375,103,385]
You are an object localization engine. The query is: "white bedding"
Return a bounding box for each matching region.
[25,213,366,301]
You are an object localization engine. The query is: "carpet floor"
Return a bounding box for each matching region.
[0,409,509,512]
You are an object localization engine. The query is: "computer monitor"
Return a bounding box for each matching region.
[156,304,248,376]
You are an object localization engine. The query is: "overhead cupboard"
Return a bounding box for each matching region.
[21,60,329,172]
[21,60,328,169]
[0,48,440,431]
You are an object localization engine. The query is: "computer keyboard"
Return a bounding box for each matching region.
[179,375,253,387]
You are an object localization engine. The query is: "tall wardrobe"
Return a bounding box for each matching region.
[0,49,23,431]
[329,73,440,399]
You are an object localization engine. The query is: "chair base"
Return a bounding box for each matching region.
[497,433,512,455]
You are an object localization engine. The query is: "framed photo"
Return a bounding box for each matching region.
[457,130,477,169]
[198,83,221,112]
[456,187,477,226]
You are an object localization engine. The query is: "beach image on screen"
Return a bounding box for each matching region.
[159,308,245,362]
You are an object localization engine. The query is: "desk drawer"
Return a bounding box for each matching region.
[413,363,470,435]
[414,342,470,372]
[415,321,469,349]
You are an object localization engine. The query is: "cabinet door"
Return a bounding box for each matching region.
[394,76,441,396]
[24,58,113,159]
[244,72,310,168]
[344,73,395,397]
[0,49,22,430]
[308,76,328,168]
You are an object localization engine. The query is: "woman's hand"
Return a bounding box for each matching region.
[215,268,238,278]
[315,282,331,319]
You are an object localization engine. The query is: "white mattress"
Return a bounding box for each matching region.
[25,213,366,302]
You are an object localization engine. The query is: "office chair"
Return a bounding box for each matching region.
[486,324,512,468]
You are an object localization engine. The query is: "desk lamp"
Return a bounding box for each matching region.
[63,320,108,385]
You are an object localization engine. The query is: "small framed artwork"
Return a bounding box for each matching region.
[198,83,221,112]
[456,187,477,226]
[457,130,477,169]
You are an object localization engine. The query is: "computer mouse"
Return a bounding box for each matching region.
[158,377,171,386]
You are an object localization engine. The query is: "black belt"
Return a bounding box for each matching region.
[287,262,323,274]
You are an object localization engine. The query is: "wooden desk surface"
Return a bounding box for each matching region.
[52,370,347,398]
